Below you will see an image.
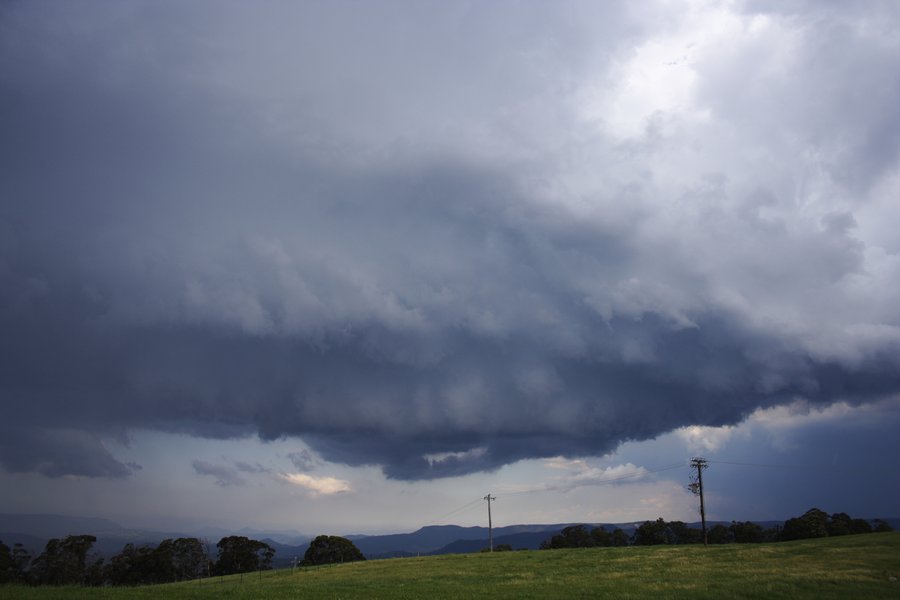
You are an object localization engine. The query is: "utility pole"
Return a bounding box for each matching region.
[689,457,708,545]
[484,494,496,552]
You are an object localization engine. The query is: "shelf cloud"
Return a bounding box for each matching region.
[2,1,899,483]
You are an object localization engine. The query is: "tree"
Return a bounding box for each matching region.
[540,525,630,550]
[666,521,702,545]
[827,512,853,536]
[590,526,629,547]
[10,543,32,583]
[30,535,99,586]
[849,519,872,534]
[214,536,275,575]
[0,540,12,584]
[610,528,630,547]
[172,537,208,580]
[873,519,894,533]
[540,525,596,549]
[633,519,669,546]
[762,526,782,543]
[481,543,513,552]
[729,521,764,544]
[104,543,148,586]
[707,524,732,544]
[103,537,209,586]
[781,508,829,541]
[147,539,176,583]
[591,527,611,547]
[302,535,365,566]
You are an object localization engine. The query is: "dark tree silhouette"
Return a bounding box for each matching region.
[633,519,669,546]
[782,508,831,541]
[104,537,209,585]
[172,537,208,580]
[666,521,702,544]
[540,525,595,549]
[29,535,99,586]
[540,525,630,549]
[302,535,365,565]
[610,528,630,546]
[214,536,274,575]
[873,519,894,533]
[707,524,731,544]
[0,540,12,584]
[729,521,764,543]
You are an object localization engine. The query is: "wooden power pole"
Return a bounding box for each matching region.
[484,494,496,552]
[689,457,708,545]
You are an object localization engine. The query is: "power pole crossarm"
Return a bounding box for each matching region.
[484,494,496,552]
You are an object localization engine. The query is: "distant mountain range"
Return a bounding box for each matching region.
[2,513,898,566]
[345,524,581,558]
[0,513,192,560]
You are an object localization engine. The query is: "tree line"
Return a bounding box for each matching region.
[539,508,894,550]
[0,532,366,587]
[1,510,891,585]
[0,534,272,586]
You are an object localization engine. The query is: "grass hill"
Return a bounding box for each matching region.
[3,532,898,599]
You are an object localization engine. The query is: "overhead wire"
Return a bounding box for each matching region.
[705,458,900,473]
[498,461,689,497]
[414,457,899,530]
[413,462,691,528]
[413,496,486,530]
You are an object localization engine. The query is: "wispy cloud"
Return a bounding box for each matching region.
[233,460,270,474]
[503,460,653,494]
[192,460,246,487]
[287,450,320,473]
[554,462,650,492]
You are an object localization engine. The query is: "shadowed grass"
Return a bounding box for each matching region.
[2,532,898,599]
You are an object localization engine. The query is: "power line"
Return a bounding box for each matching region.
[413,496,485,530]
[410,456,898,534]
[705,459,900,473]
[499,462,688,497]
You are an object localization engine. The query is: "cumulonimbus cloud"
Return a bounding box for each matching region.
[1,1,900,482]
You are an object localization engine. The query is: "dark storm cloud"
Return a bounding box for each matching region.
[0,427,137,479]
[2,1,900,480]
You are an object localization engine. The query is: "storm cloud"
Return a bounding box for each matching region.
[2,1,900,481]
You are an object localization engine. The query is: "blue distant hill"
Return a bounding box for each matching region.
[2,514,897,564]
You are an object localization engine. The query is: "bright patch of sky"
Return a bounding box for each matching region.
[4,396,898,533]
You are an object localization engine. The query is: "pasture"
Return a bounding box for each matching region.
[2,532,898,599]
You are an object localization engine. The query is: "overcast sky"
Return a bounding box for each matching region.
[2,0,899,536]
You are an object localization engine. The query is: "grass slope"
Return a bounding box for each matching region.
[2,533,898,599]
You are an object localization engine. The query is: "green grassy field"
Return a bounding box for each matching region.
[2,533,898,599]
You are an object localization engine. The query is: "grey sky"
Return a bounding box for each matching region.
[1,1,899,531]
